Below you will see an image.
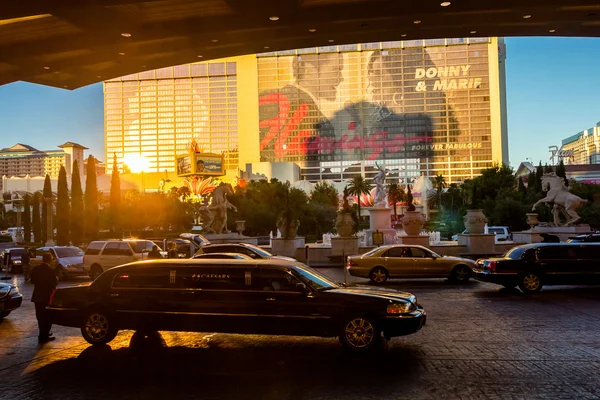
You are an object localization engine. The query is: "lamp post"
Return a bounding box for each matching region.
[44,195,56,246]
[13,194,24,244]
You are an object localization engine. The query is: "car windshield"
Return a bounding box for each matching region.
[294,264,339,290]
[243,244,273,258]
[55,247,84,258]
[504,247,525,260]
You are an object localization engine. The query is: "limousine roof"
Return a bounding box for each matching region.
[512,242,600,250]
[118,258,302,269]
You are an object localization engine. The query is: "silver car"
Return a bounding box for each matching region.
[347,245,475,284]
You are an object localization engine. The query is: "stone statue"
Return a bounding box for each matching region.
[532,173,588,226]
[200,184,238,234]
[373,162,389,206]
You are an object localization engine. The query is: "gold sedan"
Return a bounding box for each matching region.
[347,245,475,284]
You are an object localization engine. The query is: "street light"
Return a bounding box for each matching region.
[123,154,150,193]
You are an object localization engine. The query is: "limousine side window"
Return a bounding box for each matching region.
[260,268,304,292]
[178,266,255,290]
[536,247,572,260]
[113,267,174,289]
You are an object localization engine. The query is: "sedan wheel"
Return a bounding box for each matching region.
[519,272,543,293]
[369,267,388,284]
[81,311,118,345]
[451,265,471,283]
[340,317,381,352]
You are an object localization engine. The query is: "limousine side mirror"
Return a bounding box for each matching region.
[295,282,308,292]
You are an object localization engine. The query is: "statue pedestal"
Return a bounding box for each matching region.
[331,237,360,256]
[513,225,592,243]
[366,206,395,246]
[398,235,430,247]
[458,234,496,255]
[271,237,305,258]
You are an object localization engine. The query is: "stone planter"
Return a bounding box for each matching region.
[277,218,300,240]
[335,212,355,237]
[401,211,425,236]
[526,213,539,230]
[463,209,487,234]
[235,220,246,235]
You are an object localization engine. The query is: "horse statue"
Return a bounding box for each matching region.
[531,173,588,226]
[206,184,238,234]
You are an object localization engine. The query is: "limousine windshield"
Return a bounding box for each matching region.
[295,264,339,290]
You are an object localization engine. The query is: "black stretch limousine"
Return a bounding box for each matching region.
[48,259,426,352]
[473,243,600,293]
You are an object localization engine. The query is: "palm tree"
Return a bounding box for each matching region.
[347,176,372,221]
[433,174,447,210]
[387,183,405,218]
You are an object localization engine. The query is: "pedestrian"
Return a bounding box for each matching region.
[30,253,58,343]
[147,245,163,259]
[167,242,178,259]
[22,246,31,282]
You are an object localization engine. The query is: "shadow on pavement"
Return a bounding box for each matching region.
[473,285,600,300]
[365,279,480,291]
[29,331,424,399]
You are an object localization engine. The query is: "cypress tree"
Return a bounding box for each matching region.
[70,160,84,245]
[544,163,554,173]
[527,171,536,193]
[84,155,99,241]
[41,174,52,243]
[556,159,568,187]
[56,165,70,245]
[535,162,544,192]
[32,192,41,244]
[23,194,31,243]
[518,178,527,201]
[110,154,121,236]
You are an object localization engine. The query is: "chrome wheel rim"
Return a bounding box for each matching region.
[523,274,540,291]
[455,266,467,281]
[345,318,375,349]
[371,268,386,283]
[85,313,109,340]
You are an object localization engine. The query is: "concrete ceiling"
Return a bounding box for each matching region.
[2,0,600,89]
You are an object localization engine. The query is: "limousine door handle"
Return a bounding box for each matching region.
[265,297,276,302]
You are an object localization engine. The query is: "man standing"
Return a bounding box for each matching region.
[30,253,57,343]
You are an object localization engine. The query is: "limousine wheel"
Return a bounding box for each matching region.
[369,267,388,284]
[81,310,118,345]
[518,272,543,293]
[340,317,382,352]
[450,265,471,283]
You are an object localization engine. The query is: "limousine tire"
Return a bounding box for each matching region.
[90,265,103,280]
[450,264,471,283]
[339,316,383,352]
[81,309,118,345]
[369,267,388,284]
[518,272,543,293]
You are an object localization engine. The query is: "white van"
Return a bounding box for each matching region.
[83,239,164,279]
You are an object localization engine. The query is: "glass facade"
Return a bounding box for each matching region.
[104,62,239,173]
[258,38,496,183]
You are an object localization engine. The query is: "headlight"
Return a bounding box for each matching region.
[13,260,21,264]
[387,302,415,314]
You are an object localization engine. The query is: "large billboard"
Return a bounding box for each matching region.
[258,41,493,179]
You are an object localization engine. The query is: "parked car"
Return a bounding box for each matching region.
[34,246,86,280]
[192,253,253,260]
[452,226,512,242]
[83,239,165,280]
[566,233,600,243]
[179,233,211,247]
[48,259,426,352]
[193,243,296,261]
[0,281,22,319]
[473,243,600,293]
[1,247,26,273]
[347,245,474,284]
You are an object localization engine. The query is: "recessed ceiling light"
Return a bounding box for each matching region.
[121,33,131,37]
[96,75,102,78]
[264,46,270,49]
[211,39,219,43]
[43,66,50,70]
[309,28,317,33]
[197,55,203,58]
[440,2,451,6]
[523,14,532,19]
[328,39,334,43]
[401,33,407,37]
[414,20,421,24]
[63,85,68,88]
[118,52,125,55]
[141,65,147,68]
[269,16,279,21]
[470,30,477,34]
[549,29,556,33]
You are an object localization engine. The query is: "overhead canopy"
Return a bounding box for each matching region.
[2,0,600,89]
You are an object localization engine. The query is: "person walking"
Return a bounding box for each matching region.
[147,245,163,259]
[30,253,58,343]
[22,246,31,282]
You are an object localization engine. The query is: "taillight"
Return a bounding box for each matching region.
[347,258,358,267]
[488,261,497,272]
[49,289,57,306]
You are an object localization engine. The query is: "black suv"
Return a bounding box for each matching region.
[48,259,426,352]
[566,233,600,243]
[473,243,600,293]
